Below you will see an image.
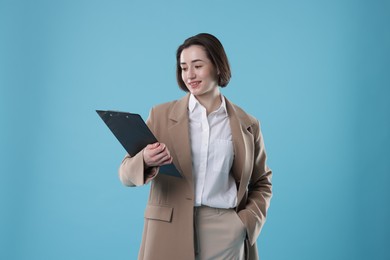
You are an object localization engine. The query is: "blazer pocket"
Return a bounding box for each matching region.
[144,204,173,222]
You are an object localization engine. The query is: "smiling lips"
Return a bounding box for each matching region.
[188,81,201,88]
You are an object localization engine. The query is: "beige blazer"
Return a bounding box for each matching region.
[119,94,272,260]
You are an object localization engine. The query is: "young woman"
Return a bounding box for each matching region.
[119,33,272,260]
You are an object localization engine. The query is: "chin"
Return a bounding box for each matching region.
[189,88,202,95]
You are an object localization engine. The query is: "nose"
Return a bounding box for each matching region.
[187,67,196,79]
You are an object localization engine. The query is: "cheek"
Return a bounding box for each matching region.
[181,71,186,81]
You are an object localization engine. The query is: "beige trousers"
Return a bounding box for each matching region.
[194,206,246,260]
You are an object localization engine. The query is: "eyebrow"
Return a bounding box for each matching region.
[180,59,205,65]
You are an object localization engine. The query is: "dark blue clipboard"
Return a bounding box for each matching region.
[96,110,181,178]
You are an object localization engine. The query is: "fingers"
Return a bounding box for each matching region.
[145,142,161,156]
[155,152,173,166]
[146,143,166,156]
[159,155,173,166]
[143,143,173,167]
[147,143,169,157]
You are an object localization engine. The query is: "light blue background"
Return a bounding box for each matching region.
[1,0,389,259]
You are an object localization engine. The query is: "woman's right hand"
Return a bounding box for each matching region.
[143,142,173,168]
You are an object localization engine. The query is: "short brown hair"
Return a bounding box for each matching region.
[176,33,231,92]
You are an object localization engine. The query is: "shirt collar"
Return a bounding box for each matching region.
[188,94,228,117]
[188,94,198,113]
[219,95,229,117]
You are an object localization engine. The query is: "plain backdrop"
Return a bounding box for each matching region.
[1,0,389,259]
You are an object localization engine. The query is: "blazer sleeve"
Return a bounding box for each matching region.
[118,108,160,187]
[238,119,273,245]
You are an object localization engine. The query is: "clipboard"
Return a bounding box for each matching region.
[96,110,182,178]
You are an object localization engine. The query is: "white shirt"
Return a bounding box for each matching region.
[188,94,237,208]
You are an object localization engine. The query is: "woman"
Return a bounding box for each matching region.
[119,33,272,260]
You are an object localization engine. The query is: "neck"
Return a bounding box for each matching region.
[194,88,222,115]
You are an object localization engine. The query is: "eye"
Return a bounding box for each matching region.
[195,65,202,69]
[181,67,188,71]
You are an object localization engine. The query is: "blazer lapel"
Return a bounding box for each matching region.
[166,94,254,204]
[168,94,193,189]
[226,97,255,206]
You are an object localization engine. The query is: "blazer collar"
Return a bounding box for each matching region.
[225,96,256,203]
[225,96,255,130]
[167,94,193,186]
[168,93,190,122]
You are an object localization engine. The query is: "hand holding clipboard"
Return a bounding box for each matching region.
[96,110,181,178]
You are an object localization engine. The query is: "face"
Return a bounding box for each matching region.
[180,45,219,97]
